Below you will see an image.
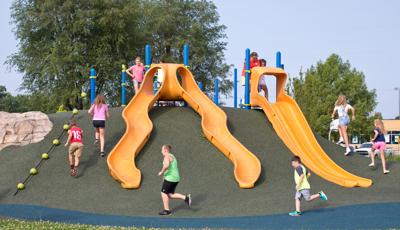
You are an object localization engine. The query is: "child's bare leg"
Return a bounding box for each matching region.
[307,194,321,202]
[99,128,105,152]
[342,126,349,148]
[74,156,80,167]
[380,149,389,173]
[168,193,186,200]
[68,154,74,167]
[134,82,139,94]
[262,85,268,100]
[369,149,376,166]
[161,192,170,210]
[95,128,100,140]
[295,198,301,212]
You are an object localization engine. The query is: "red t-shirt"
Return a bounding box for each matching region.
[241,58,260,76]
[69,126,83,144]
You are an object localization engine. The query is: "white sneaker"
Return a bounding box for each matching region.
[345,147,351,156]
[336,137,344,145]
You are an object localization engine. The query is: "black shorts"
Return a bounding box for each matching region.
[93,120,106,128]
[161,180,179,194]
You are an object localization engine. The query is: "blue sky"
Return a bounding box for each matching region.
[1,0,399,118]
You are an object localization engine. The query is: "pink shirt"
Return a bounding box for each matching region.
[89,104,108,121]
[128,64,145,82]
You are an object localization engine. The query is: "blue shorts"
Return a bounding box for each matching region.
[339,116,350,126]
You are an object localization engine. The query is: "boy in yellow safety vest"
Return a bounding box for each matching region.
[289,156,328,216]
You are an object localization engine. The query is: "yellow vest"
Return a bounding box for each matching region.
[294,165,311,190]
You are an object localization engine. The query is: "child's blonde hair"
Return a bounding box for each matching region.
[94,95,105,106]
[335,95,347,106]
[374,119,387,134]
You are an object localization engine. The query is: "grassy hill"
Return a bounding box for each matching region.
[0,107,398,217]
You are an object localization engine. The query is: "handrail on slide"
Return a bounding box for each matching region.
[107,64,261,189]
[249,67,372,187]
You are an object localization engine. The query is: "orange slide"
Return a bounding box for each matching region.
[107,64,261,189]
[250,67,372,188]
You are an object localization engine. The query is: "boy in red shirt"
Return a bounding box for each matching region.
[64,120,84,177]
[241,52,260,85]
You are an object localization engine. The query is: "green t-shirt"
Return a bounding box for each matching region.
[164,154,180,182]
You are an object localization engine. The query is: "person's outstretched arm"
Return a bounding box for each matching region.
[350,106,356,120]
[158,157,170,176]
[331,107,337,120]
[64,131,72,147]
[88,104,95,116]
[371,130,378,142]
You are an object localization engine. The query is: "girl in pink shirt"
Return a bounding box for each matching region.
[126,56,145,94]
[88,95,110,157]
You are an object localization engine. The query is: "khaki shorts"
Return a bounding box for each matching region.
[69,142,84,157]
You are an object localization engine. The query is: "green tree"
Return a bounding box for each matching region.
[7,0,230,110]
[291,54,377,140]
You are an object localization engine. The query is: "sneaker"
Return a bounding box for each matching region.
[71,168,77,177]
[94,139,99,145]
[289,211,301,216]
[319,191,328,201]
[368,163,375,167]
[158,210,172,215]
[344,147,351,156]
[384,170,390,174]
[185,194,192,207]
[336,140,344,145]
[100,152,105,157]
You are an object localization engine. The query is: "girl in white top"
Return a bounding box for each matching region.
[258,59,268,100]
[331,95,355,155]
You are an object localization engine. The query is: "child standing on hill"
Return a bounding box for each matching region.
[368,119,390,174]
[331,95,355,155]
[289,156,328,216]
[158,144,191,215]
[64,120,83,177]
[126,57,145,94]
[88,95,110,157]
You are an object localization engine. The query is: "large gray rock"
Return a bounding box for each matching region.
[0,111,53,151]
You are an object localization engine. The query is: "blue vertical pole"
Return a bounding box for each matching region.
[184,44,189,68]
[214,78,219,105]
[183,44,189,107]
[199,82,203,91]
[145,44,151,72]
[245,48,250,110]
[276,51,282,68]
[121,64,126,106]
[90,68,96,104]
[234,68,238,108]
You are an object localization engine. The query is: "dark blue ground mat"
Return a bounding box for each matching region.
[1,202,400,229]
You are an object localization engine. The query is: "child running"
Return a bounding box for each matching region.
[64,120,83,177]
[126,57,145,94]
[289,156,328,216]
[158,144,191,215]
[88,95,110,157]
[368,119,390,174]
[331,95,355,155]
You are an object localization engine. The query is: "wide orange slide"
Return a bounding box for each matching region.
[250,67,372,187]
[107,64,261,189]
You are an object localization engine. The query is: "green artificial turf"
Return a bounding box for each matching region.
[0,107,398,217]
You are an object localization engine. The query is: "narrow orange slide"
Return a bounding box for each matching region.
[250,67,372,188]
[107,64,261,189]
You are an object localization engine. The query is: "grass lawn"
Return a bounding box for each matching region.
[0,219,156,230]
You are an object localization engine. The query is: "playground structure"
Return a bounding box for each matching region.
[103,44,372,189]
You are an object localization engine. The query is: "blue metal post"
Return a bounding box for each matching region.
[244,48,250,110]
[90,68,96,104]
[184,44,189,68]
[214,78,219,105]
[145,44,151,72]
[276,51,282,68]
[199,82,203,91]
[121,64,126,106]
[234,68,238,108]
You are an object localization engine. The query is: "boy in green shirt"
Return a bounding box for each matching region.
[158,144,191,215]
[289,156,328,216]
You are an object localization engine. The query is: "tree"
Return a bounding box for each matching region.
[290,54,377,140]
[7,0,231,110]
